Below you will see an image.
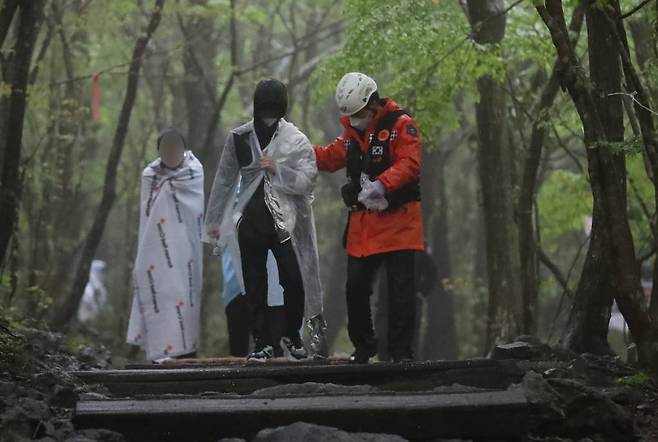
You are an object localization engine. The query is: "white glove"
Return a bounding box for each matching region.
[359,179,386,200]
[358,179,388,211]
[360,196,389,211]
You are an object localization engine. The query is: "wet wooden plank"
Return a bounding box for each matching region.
[73,359,525,396]
[75,389,529,441]
[125,356,350,369]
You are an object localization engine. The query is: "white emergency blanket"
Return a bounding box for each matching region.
[204,119,323,319]
[77,260,108,323]
[127,152,204,361]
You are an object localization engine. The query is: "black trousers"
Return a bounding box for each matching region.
[225,295,286,357]
[225,294,251,357]
[346,250,416,359]
[238,212,305,350]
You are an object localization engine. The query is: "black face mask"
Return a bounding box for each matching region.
[253,79,288,149]
[254,118,278,149]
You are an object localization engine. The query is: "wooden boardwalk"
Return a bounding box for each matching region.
[71,358,541,441]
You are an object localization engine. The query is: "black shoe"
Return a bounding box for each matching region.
[281,336,308,361]
[349,348,376,364]
[246,345,274,364]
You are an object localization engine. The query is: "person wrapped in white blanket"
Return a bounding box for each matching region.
[205,79,325,363]
[127,128,204,363]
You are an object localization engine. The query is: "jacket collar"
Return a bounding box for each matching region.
[339,98,401,140]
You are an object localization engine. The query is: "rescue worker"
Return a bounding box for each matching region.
[205,79,323,364]
[313,73,424,363]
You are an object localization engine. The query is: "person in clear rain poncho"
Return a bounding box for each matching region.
[205,79,324,363]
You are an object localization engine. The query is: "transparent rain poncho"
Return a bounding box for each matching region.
[204,119,323,321]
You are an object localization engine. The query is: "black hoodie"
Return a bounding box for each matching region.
[242,79,289,233]
[253,79,288,149]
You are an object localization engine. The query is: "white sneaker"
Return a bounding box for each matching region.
[281,336,308,362]
[246,345,274,364]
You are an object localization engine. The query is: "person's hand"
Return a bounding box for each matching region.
[359,195,389,211]
[207,224,220,240]
[358,179,386,201]
[260,156,277,175]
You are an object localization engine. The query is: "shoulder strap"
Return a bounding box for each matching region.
[233,131,253,168]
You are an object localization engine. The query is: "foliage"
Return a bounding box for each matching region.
[617,372,652,386]
[313,0,506,139]
[538,170,592,249]
[2,0,658,362]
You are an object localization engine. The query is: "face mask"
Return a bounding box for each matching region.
[261,117,279,127]
[349,112,372,130]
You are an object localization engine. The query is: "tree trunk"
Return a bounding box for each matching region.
[179,0,219,160]
[418,146,458,360]
[466,0,524,350]
[563,0,625,355]
[518,3,586,337]
[49,0,165,329]
[0,0,46,267]
[605,6,658,323]
[537,0,658,368]
[0,0,19,50]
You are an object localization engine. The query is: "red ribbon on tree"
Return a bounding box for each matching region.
[92,74,101,125]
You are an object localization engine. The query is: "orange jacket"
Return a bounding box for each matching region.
[313,98,424,258]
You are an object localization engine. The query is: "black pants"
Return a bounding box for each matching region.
[238,213,305,350]
[225,295,285,357]
[346,250,416,359]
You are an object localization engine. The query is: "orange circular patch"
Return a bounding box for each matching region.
[377,129,390,142]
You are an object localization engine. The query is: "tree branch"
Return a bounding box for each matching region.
[50,0,165,328]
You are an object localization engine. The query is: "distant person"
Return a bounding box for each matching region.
[77,260,108,323]
[313,73,424,363]
[205,79,323,363]
[127,128,204,363]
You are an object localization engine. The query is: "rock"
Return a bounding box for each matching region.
[516,335,544,346]
[32,371,59,389]
[78,392,110,401]
[51,383,78,408]
[569,353,636,385]
[0,380,18,396]
[547,378,635,441]
[490,336,577,361]
[19,397,51,421]
[252,422,408,442]
[543,367,572,380]
[77,345,112,370]
[491,338,554,361]
[63,429,126,442]
[599,385,644,408]
[515,370,566,433]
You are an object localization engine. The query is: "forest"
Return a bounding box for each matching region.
[2,0,658,365]
[2,0,658,440]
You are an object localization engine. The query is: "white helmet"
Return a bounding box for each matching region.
[335,72,378,116]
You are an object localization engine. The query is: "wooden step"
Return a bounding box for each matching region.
[125,356,351,369]
[72,359,525,396]
[74,389,529,441]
